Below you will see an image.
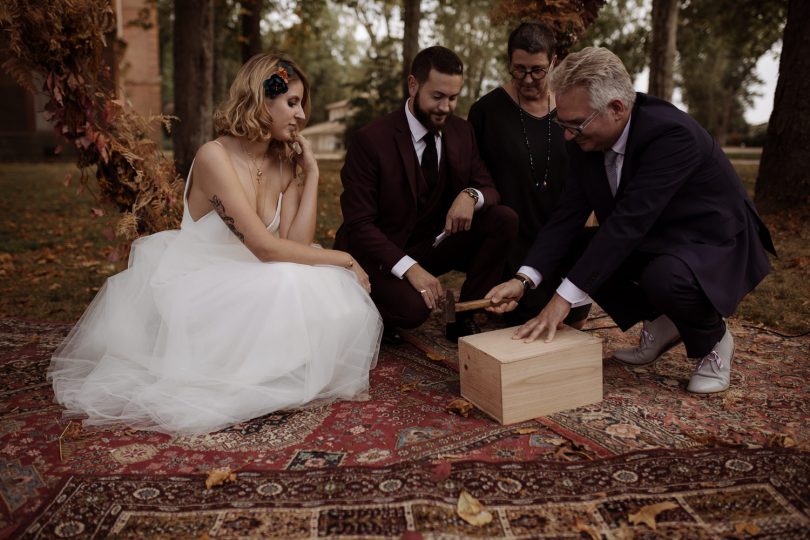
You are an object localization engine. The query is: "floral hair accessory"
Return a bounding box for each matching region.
[263,63,293,98]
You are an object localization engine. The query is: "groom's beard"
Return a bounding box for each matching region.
[413,90,449,134]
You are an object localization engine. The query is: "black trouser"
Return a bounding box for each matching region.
[592,252,725,358]
[370,205,518,329]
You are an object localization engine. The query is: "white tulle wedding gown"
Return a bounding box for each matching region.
[49,172,382,435]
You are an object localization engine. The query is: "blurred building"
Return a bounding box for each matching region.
[0,0,161,160]
[300,99,353,160]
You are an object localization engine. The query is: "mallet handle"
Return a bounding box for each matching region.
[455,298,498,312]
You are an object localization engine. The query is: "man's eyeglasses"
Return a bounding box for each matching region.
[552,109,600,136]
[509,66,549,81]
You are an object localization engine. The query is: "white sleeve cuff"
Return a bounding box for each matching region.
[517,265,542,289]
[392,256,417,279]
[472,188,484,211]
[556,278,592,307]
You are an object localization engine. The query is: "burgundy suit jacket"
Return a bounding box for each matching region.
[334,107,500,274]
[524,93,775,316]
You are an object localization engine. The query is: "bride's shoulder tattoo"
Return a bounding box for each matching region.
[210,195,245,243]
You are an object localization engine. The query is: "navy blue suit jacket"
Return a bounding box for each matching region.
[524,93,775,316]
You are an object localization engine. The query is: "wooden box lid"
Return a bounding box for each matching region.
[459,325,602,364]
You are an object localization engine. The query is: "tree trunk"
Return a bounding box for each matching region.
[240,0,263,63]
[401,0,421,100]
[648,0,679,101]
[755,0,810,212]
[173,0,214,179]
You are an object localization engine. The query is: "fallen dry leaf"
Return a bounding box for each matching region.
[734,522,761,535]
[767,434,796,448]
[514,427,540,435]
[446,398,475,417]
[205,468,236,489]
[431,461,452,482]
[400,382,419,393]
[456,490,493,526]
[574,519,601,540]
[426,351,446,361]
[628,501,678,530]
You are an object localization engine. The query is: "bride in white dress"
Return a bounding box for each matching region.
[48,53,382,435]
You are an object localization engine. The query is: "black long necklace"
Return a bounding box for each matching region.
[516,91,551,191]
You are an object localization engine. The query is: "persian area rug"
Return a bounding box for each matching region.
[18,448,810,539]
[1,315,809,538]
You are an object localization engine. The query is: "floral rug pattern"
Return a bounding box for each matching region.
[1,314,808,538]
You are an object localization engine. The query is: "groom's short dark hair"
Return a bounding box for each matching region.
[411,46,463,83]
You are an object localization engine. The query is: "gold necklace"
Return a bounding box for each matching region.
[241,141,269,218]
[241,142,267,184]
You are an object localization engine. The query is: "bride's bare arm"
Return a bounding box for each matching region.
[278,134,318,244]
[191,142,356,274]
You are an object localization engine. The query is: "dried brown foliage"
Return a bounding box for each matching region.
[0,0,183,238]
[490,0,607,56]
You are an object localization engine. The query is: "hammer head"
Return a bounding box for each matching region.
[443,290,457,324]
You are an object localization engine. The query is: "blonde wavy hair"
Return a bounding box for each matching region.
[548,47,636,112]
[214,53,311,141]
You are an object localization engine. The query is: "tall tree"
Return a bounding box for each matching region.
[574,0,648,78]
[173,0,214,178]
[648,0,678,100]
[401,0,421,100]
[432,0,505,116]
[678,0,786,145]
[756,0,810,212]
[240,0,263,63]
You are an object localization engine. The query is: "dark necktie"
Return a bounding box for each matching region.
[421,133,439,191]
[605,149,619,196]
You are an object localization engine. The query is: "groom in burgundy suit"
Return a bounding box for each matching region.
[334,46,517,341]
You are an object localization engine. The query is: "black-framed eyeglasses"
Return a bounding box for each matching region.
[509,66,549,81]
[551,109,600,136]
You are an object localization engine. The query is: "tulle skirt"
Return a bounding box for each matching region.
[48,230,382,435]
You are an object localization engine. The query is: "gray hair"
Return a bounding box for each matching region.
[548,47,636,111]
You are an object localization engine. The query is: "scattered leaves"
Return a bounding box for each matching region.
[574,520,601,540]
[205,468,236,489]
[766,433,796,448]
[734,522,762,536]
[400,382,419,393]
[628,501,678,530]
[456,491,492,526]
[446,398,475,417]
[513,427,540,435]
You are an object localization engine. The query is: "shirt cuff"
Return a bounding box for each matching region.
[556,278,592,307]
[392,255,418,279]
[471,188,484,211]
[517,265,542,289]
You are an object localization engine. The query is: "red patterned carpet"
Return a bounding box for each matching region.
[1,313,809,538]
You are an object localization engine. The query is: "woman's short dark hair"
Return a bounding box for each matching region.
[507,22,556,63]
[410,46,464,83]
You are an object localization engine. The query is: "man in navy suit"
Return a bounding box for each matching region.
[335,46,517,341]
[488,47,775,394]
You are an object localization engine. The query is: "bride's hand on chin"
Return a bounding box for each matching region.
[291,133,317,177]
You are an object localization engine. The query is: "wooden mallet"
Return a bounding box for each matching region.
[443,290,514,324]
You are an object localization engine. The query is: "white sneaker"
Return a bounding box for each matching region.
[613,315,682,366]
[687,329,735,394]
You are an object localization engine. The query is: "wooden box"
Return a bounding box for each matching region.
[458,326,603,425]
